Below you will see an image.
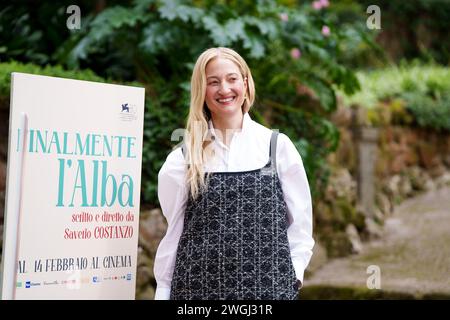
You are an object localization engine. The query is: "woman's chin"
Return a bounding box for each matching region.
[213,104,240,114]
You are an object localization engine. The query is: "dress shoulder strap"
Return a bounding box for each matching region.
[269,131,279,170]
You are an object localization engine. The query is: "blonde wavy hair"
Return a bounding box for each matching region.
[184,47,255,199]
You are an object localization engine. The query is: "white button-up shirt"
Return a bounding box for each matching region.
[154,112,314,300]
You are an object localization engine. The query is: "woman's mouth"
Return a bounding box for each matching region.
[216,96,236,105]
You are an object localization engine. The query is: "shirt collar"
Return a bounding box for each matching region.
[208,112,252,143]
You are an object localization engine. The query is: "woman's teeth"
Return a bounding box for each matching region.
[217,97,235,103]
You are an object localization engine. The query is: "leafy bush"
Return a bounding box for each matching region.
[0,1,127,65]
[1,1,374,204]
[0,61,109,110]
[58,0,369,201]
[403,92,450,131]
[338,62,450,131]
[357,0,450,64]
[339,62,450,109]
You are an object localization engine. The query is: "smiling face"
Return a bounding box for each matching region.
[204,57,247,119]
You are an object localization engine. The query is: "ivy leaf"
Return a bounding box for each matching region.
[91,6,146,31]
[294,138,310,161]
[70,37,90,61]
[243,16,277,38]
[303,75,337,112]
[140,22,175,54]
[159,0,203,23]
[202,16,230,46]
[241,32,265,58]
[158,0,179,21]
[341,69,360,95]
[305,42,330,61]
[315,117,340,151]
[224,19,245,42]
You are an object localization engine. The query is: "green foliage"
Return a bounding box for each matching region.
[0,5,55,64]
[339,63,450,109]
[321,0,387,68]
[357,0,450,64]
[0,1,131,66]
[0,61,107,107]
[1,1,372,204]
[141,91,188,204]
[61,0,369,203]
[403,92,450,131]
[338,62,450,131]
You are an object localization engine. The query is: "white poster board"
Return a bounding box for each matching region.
[0,73,145,299]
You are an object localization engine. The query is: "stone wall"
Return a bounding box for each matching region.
[136,208,167,299]
[307,106,450,276]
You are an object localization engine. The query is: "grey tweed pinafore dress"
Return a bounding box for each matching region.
[170,131,298,300]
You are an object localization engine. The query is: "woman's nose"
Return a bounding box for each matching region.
[218,81,231,94]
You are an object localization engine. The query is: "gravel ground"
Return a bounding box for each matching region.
[304,186,450,298]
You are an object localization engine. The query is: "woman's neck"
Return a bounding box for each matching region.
[210,112,244,147]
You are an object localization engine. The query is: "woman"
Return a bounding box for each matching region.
[154,47,314,300]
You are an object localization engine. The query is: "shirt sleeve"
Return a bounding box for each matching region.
[153,147,188,300]
[276,133,315,287]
